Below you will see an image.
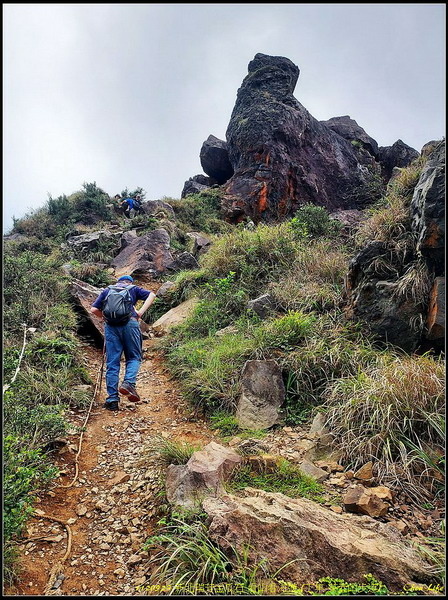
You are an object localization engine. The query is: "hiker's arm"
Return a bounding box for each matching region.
[136,292,156,318]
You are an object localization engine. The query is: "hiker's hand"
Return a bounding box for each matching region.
[135,311,142,320]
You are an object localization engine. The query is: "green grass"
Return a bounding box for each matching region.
[227,458,325,502]
[144,435,201,466]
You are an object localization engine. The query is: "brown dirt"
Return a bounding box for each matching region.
[5,339,217,597]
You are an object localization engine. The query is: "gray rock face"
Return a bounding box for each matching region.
[247,294,275,318]
[236,360,285,430]
[411,140,445,274]
[181,174,215,198]
[66,230,123,255]
[200,135,234,184]
[111,228,174,278]
[120,230,138,250]
[203,489,433,591]
[378,140,419,180]
[141,199,175,220]
[222,53,382,223]
[426,277,445,343]
[69,279,105,340]
[165,442,241,510]
[320,115,379,158]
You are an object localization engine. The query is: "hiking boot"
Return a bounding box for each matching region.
[118,381,140,402]
[104,400,119,412]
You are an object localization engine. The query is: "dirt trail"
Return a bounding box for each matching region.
[5,340,216,596]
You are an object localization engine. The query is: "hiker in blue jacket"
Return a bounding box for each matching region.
[91,275,156,411]
[120,195,143,218]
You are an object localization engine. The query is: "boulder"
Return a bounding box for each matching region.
[165,442,241,509]
[156,281,176,297]
[151,298,198,335]
[320,115,379,158]
[354,461,374,481]
[186,232,212,256]
[111,228,174,278]
[343,484,393,518]
[222,53,382,223]
[181,174,214,198]
[200,135,234,184]
[235,360,285,430]
[120,229,138,250]
[167,252,199,271]
[247,294,275,318]
[66,229,123,255]
[411,140,445,274]
[203,489,432,590]
[141,199,175,220]
[69,279,104,338]
[378,140,419,181]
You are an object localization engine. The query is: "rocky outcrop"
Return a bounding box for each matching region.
[151,298,198,335]
[320,115,379,158]
[200,135,234,184]
[378,140,419,180]
[165,442,241,510]
[345,242,425,352]
[346,142,445,351]
[111,228,174,278]
[66,230,122,255]
[181,174,215,198]
[221,53,382,223]
[235,360,285,430]
[411,140,445,274]
[203,489,433,590]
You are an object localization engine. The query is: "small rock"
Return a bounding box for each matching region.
[76,504,88,517]
[114,568,125,578]
[330,505,343,514]
[299,459,328,482]
[354,461,374,481]
[128,554,142,566]
[67,517,77,525]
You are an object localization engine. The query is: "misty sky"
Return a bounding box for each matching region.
[3,3,446,233]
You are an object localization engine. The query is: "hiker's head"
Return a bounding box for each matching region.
[117,275,134,283]
[114,194,121,200]
[136,194,142,200]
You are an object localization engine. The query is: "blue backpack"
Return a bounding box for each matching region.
[103,284,135,325]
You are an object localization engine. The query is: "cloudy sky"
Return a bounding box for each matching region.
[3,3,445,232]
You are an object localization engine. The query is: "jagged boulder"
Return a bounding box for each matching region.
[141,199,175,220]
[378,140,419,180]
[181,174,215,198]
[203,489,433,590]
[151,298,199,335]
[247,294,275,318]
[411,140,445,274]
[222,53,381,223]
[111,228,174,278]
[320,115,379,158]
[200,135,234,184]
[186,232,212,256]
[167,252,199,271]
[236,360,285,430]
[343,484,394,517]
[66,230,123,255]
[166,442,241,510]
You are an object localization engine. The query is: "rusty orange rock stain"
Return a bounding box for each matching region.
[258,183,268,212]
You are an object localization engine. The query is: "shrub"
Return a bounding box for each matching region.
[290,204,342,239]
[170,189,232,234]
[144,435,201,466]
[323,353,445,501]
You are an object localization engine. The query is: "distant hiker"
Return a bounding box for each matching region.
[120,195,144,218]
[90,275,156,412]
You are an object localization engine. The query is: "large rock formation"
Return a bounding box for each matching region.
[378,140,420,180]
[411,140,445,274]
[181,174,215,198]
[203,489,433,590]
[345,141,445,351]
[221,53,382,223]
[200,135,234,184]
